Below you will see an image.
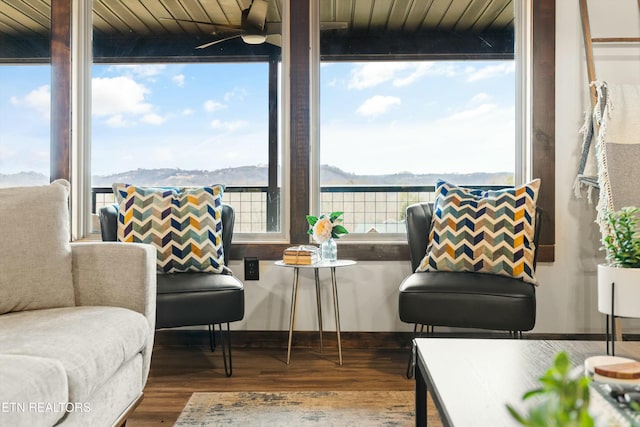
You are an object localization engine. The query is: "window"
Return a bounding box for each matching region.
[319,60,515,238]
[89,0,284,240]
[0,3,51,187]
[316,0,518,241]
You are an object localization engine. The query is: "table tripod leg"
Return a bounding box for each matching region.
[286,268,300,364]
[331,267,343,365]
[315,268,324,354]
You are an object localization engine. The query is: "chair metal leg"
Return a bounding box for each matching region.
[208,324,216,352]
[406,324,418,379]
[217,322,233,377]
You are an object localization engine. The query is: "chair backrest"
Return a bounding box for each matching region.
[99,203,236,266]
[405,202,543,272]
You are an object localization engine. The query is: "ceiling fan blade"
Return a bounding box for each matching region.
[246,0,269,30]
[265,34,281,47]
[264,22,281,34]
[159,17,242,32]
[195,34,242,49]
[320,21,349,30]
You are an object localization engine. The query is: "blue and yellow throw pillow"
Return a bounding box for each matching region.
[114,184,225,274]
[416,179,540,285]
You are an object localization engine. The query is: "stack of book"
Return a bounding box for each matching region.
[283,245,320,265]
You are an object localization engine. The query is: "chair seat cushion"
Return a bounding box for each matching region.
[157,272,244,294]
[398,271,536,331]
[156,273,244,328]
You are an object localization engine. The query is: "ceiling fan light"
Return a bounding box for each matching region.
[241,34,266,44]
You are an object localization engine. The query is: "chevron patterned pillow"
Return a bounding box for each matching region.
[416,179,540,285]
[115,184,225,274]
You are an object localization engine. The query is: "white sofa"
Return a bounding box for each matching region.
[0,180,156,427]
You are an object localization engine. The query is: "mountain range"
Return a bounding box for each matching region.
[1,166,513,187]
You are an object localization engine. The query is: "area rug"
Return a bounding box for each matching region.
[174,390,415,426]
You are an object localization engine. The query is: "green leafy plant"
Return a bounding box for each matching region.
[506,352,594,427]
[602,206,640,268]
[306,211,349,243]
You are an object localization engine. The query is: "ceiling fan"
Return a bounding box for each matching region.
[162,0,348,49]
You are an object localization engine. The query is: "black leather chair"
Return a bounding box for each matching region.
[399,202,541,377]
[99,203,244,377]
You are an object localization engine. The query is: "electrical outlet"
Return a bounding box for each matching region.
[244,257,260,280]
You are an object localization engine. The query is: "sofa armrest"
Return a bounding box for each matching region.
[71,242,157,385]
[71,242,156,319]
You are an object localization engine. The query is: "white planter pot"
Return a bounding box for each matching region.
[597,264,640,318]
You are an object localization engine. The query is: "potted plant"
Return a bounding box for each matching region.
[597,206,640,318]
[506,352,593,427]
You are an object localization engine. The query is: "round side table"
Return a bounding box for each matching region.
[275,260,356,365]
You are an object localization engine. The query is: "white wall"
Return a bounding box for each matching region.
[229,0,640,334]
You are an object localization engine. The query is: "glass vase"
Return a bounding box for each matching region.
[321,238,337,262]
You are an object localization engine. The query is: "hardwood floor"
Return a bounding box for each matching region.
[127,340,443,426]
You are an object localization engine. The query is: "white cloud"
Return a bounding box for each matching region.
[182,108,195,116]
[392,64,433,87]
[466,62,515,82]
[107,64,167,79]
[356,95,401,117]
[90,129,269,175]
[172,74,185,87]
[141,113,166,125]
[223,87,248,102]
[444,103,498,122]
[321,103,514,175]
[151,147,175,162]
[204,100,225,112]
[469,93,493,105]
[210,119,249,132]
[392,63,459,87]
[348,63,409,89]
[0,144,16,159]
[105,114,130,128]
[92,76,152,118]
[10,85,51,119]
[348,62,461,90]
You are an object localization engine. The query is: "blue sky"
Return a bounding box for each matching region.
[1,60,514,177]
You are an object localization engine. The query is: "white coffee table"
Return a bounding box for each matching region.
[275,259,356,365]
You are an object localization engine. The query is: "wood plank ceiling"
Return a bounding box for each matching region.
[0,0,514,62]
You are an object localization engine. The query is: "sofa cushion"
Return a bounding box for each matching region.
[0,354,69,427]
[416,179,540,285]
[0,306,148,402]
[0,179,75,315]
[113,183,225,274]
